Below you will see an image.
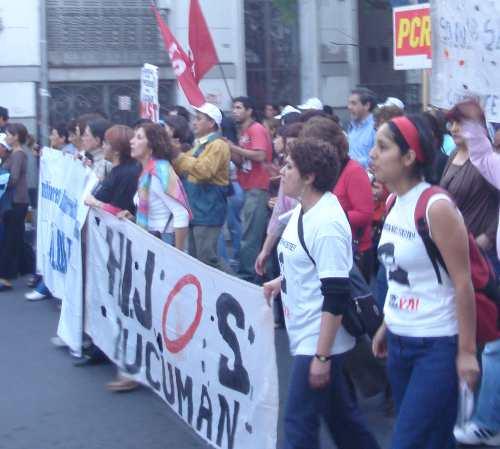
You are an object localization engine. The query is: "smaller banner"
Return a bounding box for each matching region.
[85,209,279,449]
[140,63,160,122]
[37,148,97,355]
[431,0,500,122]
[393,3,432,70]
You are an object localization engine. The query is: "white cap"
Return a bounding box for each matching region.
[193,102,223,127]
[274,105,301,119]
[0,133,10,151]
[298,97,323,110]
[378,97,405,110]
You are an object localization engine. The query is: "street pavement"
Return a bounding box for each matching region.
[0,277,496,449]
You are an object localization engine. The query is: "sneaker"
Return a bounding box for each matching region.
[454,421,500,446]
[51,336,68,348]
[25,290,49,301]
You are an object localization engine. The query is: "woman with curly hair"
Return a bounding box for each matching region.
[264,138,380,449]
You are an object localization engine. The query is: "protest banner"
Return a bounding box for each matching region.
[140,63,160,122]
[393,3,432,70]
[431,1,500,122]
[37,148,97,355]
[84,209,279,449]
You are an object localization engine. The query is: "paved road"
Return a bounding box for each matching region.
[0,278,495,449]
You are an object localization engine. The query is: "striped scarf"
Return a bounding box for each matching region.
[136,158,192,230]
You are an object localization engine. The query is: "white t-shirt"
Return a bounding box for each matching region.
[378,182,458,337]
[277,192,355,356]
[134,176,190,233]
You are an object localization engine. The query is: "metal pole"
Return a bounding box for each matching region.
[218,62,234,102]
[39,0,50,146]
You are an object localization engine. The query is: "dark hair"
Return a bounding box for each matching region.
[76,113,104,136]
[265,103,279,113]
[373,105,404,130]
[5,122,28,145]
[386,114,438,183]
[351,87,377,112]
[289,138,340,192]
[165,115,192,143]
[300,117,349,166]
[323,105,333,115]
[300,109,340,125]
[233,96,256,112]
[171,105,191,123]
[104,125,134,163]
[52,123,69,143]
[422,111,446,151]
[0,106,9,121]
[282,112,301,126]
[87,118,113,145]
[279,122,304,140]
[67,119,78,134]
[133,118,153,128]
[446,99,488,131]
[140,123,173,161]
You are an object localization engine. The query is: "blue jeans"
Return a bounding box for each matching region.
[238,188,270,283]
[283,355,381,449]
[218,181,244,262]
[387,332,458,449]
[375,264,388,312]
[473,338,500,431]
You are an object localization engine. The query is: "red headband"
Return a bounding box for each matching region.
[390,116,425,163]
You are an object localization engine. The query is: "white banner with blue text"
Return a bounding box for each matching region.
[37,148,98,355]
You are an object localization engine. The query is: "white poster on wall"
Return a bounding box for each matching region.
[85,209,279,449]
[431,0,500,122]
[37,148,97,355]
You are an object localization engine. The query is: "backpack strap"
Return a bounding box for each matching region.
[414,186,450,284]
[297,208,316,266]
[385,193,397,216]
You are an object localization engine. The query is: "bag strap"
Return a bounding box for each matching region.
[297,208,316,266]
[385,193,397,215]
[414,186,450,284]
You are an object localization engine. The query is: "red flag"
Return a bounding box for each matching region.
[189,0,219,83]
[151,6,205,107]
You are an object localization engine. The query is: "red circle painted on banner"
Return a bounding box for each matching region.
[162,274,203,353]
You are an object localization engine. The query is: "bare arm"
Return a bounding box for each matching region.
[429,199,479,388]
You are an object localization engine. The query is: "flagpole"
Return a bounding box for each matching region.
[217,62,233,103]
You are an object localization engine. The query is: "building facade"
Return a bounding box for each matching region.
[0,0,419,136]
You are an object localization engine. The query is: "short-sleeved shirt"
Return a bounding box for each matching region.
[237,122,272,191]
[277,192,355,356]
[378,182,458,337]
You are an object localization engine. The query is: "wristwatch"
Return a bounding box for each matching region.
[314,354,332,363]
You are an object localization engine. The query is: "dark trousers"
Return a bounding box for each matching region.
[387,332,458,449]
[0,203,28,279]
[283,355,381,449]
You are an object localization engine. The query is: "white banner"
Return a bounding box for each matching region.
[85,209,279,449]
[140,63,160,122]
[431,0,500,122]
[37,148,97,355]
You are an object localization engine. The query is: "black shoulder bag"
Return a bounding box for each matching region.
[297,208,383,338]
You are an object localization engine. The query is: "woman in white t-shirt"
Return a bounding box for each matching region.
[370,114,479,449]
[264,138,380,449]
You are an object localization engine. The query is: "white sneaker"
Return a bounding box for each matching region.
[50,336,68,348]
[454,421,500,446]
[25,290,49,301]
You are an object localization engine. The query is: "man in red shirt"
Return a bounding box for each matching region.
[229,96,273,283]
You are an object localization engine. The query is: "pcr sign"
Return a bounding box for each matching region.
[393,3,432,70]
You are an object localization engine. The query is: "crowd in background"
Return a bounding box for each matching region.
[0,88,499,449]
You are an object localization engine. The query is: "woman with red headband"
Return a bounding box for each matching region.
[370,114,479,449]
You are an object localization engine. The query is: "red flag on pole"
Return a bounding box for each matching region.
[151,6,205,107]
[188,0,219,83]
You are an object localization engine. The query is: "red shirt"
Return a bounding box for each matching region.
[237,122,273,191]
[333,159,374,252]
